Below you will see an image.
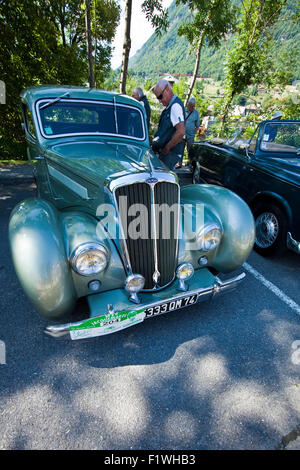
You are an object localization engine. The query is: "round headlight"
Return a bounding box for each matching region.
[70,243,109,276]
[197,224,222,252]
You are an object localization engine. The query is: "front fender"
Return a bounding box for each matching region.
[180,184,255,272]
[9,198,76,319]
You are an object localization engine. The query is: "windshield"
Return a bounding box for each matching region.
[225,127,249,150]
[36,99,145,140]
[260,122,300,154]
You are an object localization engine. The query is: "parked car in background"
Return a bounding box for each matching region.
[9,86,255,340]
[189,120,300,257]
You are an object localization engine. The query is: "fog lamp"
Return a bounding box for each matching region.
[176,263,194,291]
[125,274,145,304]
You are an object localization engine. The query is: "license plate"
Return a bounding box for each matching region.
[145,294,198,318]
[69,308,145,340]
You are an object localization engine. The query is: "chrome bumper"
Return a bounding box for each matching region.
[45,272,246,339]
[287,232,300,254]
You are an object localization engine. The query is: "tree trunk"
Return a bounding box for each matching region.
[184,13,210,107]
[119,0,132,94]
[85,0,94,88]
[219,91,235,135]
[184,32,205,106]
[93,0,97,87]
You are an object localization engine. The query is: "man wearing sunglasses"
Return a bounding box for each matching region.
[152,79,185,170]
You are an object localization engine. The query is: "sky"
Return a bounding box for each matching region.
[111,0,173,70]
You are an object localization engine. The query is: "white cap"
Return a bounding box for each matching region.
[272,111,283,119]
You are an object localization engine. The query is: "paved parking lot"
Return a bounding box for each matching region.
[0,164,299,450]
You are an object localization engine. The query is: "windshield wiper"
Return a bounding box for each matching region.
[39,91,70,111]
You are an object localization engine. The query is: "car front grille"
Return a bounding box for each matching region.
[115,181,179,290]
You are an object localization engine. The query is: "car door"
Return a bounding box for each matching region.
[220,127,261,201]
[221,147,252,200]
[198,144,228,185]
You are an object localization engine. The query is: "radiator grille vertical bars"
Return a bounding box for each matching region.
[115,181,179,290]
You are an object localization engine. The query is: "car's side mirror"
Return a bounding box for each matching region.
[239,143,251,161]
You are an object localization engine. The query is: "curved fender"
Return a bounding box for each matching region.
[181,185,255,272]
[9,198,76,319]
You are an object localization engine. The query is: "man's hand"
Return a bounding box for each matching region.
[162,121,185,155]
[161,144,171,155]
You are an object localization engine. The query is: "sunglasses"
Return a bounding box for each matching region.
[156,86,167,100]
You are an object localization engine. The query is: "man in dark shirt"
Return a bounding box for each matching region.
[152,79,185,170]
[132,87,151,129]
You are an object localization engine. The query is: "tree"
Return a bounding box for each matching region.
[220,0,287,132]
[0,0,120,159]
[176,0,237,106]
[120,0,132,94]
[89,0,121,87]
[85,0,95,87]
[119,0,169,94]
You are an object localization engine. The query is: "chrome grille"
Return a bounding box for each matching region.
[115,181,179,290]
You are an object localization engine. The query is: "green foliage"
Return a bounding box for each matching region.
[141,0,169,35]
[0,0,120,159]
[177,0,237,48]
[172,78,189,100]
[220,0,287,129]
[129,0,299,82]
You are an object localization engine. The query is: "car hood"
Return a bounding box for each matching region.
[262,156,300,186]
[47,140,165,187]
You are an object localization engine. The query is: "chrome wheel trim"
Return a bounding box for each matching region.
[255,211,279,248]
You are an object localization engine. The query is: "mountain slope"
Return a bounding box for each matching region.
[129,0,300,81]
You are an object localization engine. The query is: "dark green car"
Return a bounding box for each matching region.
[9,86,254,340]
[190,120,300,257]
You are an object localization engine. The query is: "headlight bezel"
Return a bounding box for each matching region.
[70,242,109,277]
[197,223,222,252]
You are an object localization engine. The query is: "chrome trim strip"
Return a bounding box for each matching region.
[107,171,177,193]
[48,164,89,200]
[112,187,133,275]
[69,242,110,276]
[149,180,160,288]
[44,272,246,338]
[113,96,119,134]
[35,98,146,142]
[287,232,300,254]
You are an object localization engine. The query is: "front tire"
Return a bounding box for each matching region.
[253,202,287,256]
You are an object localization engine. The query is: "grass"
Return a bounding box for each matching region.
[0,159,29,166]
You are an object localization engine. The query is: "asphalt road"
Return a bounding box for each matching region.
[0,165,299,450]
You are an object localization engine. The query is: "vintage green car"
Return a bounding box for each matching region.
[9,86,255,340]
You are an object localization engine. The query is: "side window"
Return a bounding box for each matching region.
[22,104,37,139]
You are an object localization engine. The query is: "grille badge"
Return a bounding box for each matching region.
[146,177,158,184]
